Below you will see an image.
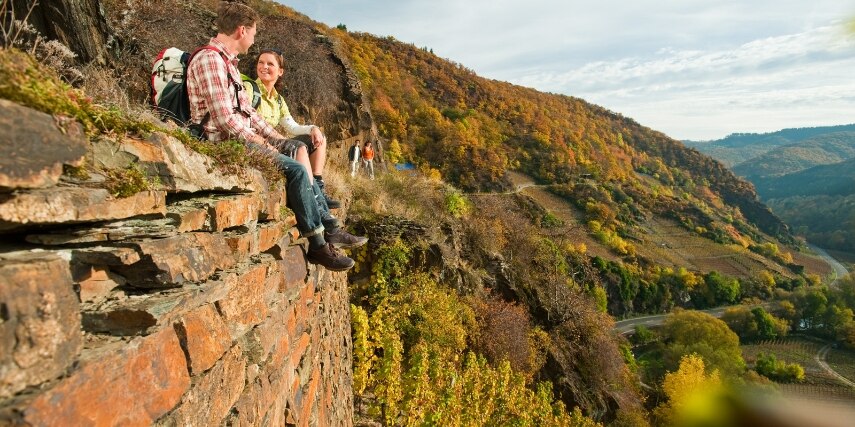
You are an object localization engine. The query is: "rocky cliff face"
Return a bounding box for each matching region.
[0,100,354,426]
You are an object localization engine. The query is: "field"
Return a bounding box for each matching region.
[826,346,855,385]
[791,250,833,277]
[742,336,855,403]
[826,249,855,271]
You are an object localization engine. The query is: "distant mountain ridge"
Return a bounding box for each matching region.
[732,131,855,180]
[689,124,855,253]
[685,124,855,167]
[755,157,855,199]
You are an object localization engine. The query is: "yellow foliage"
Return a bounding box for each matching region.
[662,354,721,407]
[656,354,723,425]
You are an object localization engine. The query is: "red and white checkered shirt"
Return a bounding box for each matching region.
[186,38,276,142]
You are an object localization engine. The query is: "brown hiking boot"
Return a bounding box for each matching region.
[325,229,368,250]
[307,243,355,271]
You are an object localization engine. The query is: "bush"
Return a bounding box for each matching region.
[754,353,804,383]
[469,295,548,378]
[631,325,657,346]
[444,188,471,218]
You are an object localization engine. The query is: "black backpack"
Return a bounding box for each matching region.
[241,74,261,109]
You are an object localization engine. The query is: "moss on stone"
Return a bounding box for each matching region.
[104,165,156,198]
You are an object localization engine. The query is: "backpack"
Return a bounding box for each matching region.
[150,46,245,136]
[241,74,261,109]
[150,47,192,124]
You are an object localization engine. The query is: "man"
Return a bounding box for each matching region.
[348,139,361,177]
[361,140,375,180]
[186,2,366,271]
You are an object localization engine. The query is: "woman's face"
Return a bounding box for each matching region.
[256,52,284,86]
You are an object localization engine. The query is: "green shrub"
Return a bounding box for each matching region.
[444,188,471,218]
[541,212,563,228]
[754,352,804,383]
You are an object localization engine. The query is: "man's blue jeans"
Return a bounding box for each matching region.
[247,143,327,237]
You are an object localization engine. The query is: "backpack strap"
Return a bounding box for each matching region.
[188,45,247,116]
[241,74,262,109]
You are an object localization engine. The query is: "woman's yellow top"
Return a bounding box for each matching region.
[245,78,286,127]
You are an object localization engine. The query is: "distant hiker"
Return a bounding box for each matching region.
[245,48,340,209]
[361,140,375,180]
[348,139,361,177]
[186,1,365,271]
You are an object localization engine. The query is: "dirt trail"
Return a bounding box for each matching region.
[809,244,850,287]
[816,344,855,389]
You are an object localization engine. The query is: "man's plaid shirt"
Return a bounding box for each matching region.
[186,38,276,142]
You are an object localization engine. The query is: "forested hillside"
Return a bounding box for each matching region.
[761,158,855,252]
[685,124,855,167]
[690,124,855,254]
[732,132,855,180]
[339,32,791,239]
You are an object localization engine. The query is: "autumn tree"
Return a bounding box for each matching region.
[721,306,789,342]
[654,354,721,426]
[661,310,745,378]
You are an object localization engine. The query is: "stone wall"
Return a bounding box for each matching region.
[0,101,353,426]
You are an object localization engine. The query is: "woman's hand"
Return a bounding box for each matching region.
[310,126,326,148]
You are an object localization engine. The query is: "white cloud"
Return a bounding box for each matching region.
[281,0,855,139]
[509,24,855,139]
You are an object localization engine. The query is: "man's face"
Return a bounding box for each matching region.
[238,23,257,54]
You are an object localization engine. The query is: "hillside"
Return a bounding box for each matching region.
[685,124,855,255]
[732,132,855,180]
[685,124,855,167]
[754,157,855,199]
[760,158,855,253]
[341,32,793,241]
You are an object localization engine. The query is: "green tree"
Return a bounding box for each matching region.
[754,353,804,383]
[751,307,787,340]
[700,271,740,306]
[662,310,745,378]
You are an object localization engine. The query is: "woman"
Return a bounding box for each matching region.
[361,140,375,180]
[246,49,339,208]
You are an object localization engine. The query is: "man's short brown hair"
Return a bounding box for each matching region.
[216,2,260,35]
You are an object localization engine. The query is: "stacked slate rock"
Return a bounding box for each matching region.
[0,100,354,426]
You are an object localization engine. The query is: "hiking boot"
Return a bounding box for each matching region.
[325,228,368,250]
[316,179,342,209]
[325,195,342,209]
[306,243,355,271]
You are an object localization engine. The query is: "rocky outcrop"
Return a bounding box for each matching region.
[0,102,353,426]
[0,100,87,191]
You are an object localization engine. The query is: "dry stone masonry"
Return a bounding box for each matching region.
[0,101,353,426]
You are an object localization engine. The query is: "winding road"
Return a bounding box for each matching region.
[614,306,732,334]
[809,244,850,286]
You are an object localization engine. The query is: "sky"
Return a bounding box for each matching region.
[280,1,855,141]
